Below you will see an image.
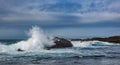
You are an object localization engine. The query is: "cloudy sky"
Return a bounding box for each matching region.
[0,0,120,39]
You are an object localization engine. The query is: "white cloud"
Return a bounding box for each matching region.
[0,0,120,24]
[1,11,120,24]
[1,12,56,21]
[0,0,120,39]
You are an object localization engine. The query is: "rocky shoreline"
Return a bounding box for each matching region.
[48,36,120,49]
[71,36,120,44]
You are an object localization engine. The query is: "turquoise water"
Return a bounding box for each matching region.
[0,40,120,65]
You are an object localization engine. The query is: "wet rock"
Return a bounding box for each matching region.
[50,37,73,48]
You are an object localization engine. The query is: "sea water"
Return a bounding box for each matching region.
[0,26,120,65]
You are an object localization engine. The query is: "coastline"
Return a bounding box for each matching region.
[71,36,120,44]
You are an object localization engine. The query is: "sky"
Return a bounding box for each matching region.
[0,0,120,39]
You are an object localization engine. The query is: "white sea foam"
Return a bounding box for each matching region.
[71,40,115,47]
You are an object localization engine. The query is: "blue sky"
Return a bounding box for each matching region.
[0,0,120,39]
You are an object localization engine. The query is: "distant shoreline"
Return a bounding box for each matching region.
[71,36,120,44]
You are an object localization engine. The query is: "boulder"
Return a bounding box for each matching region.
[49,37,73,48]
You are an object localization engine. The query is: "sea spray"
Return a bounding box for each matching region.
[0,26,55,53]
[14,26,55,51]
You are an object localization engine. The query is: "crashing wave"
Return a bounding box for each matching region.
[0,26,55,53]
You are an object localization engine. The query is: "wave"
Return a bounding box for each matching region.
[0,26,55,54]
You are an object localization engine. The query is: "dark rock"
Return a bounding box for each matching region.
[17,48,24,52]
[50,37,73,48]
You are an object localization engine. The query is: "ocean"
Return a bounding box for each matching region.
[0,40,120,65]
[0,26,120,65]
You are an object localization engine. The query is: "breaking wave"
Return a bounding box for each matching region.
[0,26,55,53]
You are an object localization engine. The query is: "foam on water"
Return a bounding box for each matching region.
[71,40,116,47]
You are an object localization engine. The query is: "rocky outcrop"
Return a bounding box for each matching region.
[48,37,73,49]
[71,36,120,44]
